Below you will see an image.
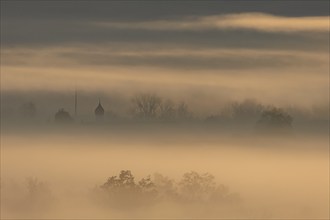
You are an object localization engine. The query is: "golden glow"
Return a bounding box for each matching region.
[96,13,330,33]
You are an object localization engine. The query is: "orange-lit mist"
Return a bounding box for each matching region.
[1,128,329,219]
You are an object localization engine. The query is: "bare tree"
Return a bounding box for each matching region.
[131,93,162,119]
[230,99,264,122]
[177,102,192,120]
[159,99,176,120]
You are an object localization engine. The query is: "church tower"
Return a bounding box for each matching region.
[74,89,77,118]
[95,99,105,120]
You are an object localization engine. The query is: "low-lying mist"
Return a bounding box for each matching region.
[1,128,329,219]
[2,1,329,218]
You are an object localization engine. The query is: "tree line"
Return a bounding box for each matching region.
[4,170,239,211]
[13,93,301,133]
[94,170,240,209]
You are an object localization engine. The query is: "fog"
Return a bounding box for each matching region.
[1,126,329,219]
[1,1,329,218]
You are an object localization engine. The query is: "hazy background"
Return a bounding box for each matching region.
[1,131,329,219]
[1,0,329,109]
[1,0,329,219]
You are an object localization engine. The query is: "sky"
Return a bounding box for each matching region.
[1,3,329,219]
[1,0,329,109]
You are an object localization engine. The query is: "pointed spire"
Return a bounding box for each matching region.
[74,88,78,117]
[95,98,104,116]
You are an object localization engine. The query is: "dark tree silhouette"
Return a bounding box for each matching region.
[138,176,158,199]
[138,176,155,191]
[96,170,240,209]
[100,170,157,208]
[131,94,162,119]
[230,99,264,122]
[159,99,176,120]
[205,100,264,125]
[101,170,136,189]
[256,107,293,134]
[54,108,73,123]
[177,102,192,120]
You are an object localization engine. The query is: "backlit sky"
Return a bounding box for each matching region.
[1,0,329,107]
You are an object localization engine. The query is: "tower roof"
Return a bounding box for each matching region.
[95,101,104,116]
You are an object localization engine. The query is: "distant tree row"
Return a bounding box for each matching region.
[206,99,293,133]
[12,94,297,134]
[94,170,240,209]
[1,171,240,215]
[131,93,192,120]
[129,94,293,133]
[256,107,293,134]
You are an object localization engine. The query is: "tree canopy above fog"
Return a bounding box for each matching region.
[96,170,239,209]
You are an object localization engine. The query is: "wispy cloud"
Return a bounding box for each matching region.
[95,13,329,33]
[3,46,328,70]
[2,45,328,107]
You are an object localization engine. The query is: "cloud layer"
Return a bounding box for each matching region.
[1,1,329,108]
[96,13,329,33]
[3,46,328,70]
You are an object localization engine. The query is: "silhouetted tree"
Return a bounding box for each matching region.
[177,102,192,120]
[138,176,155,191]
[159,99,176,120]
[101,170,136,190]
[205,100,264,125]
[54,108,73,123]
[100,170,157,208]
[138,175,158,200]
[230,99,264,122]
[97,170,239,208]
[256,107,293,134]
[131,94,162,119]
